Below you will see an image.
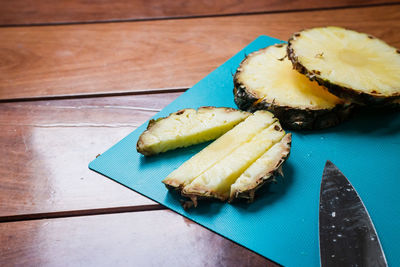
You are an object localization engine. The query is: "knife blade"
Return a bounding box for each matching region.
[319,160,387,267]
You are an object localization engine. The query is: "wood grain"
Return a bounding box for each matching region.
[0,92,181,218]
[0,5,399,100]
[0,210,279,267]
[0,0,398,26]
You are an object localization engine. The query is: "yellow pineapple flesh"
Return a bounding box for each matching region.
[182,121,285,201]
[137,107,250,156]
[236,44,344,110]
[162,111,276,189]
[230,133,291,201]
[288,26,400,102]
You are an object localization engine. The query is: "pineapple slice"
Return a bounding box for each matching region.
[234,44,353,130]
[137,107,250,156]
[163,111,276,189]
[288,26,400,105]
[182,121,285,202]
[230,133,291,202]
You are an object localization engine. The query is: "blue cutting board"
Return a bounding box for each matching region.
[89,36,400,266]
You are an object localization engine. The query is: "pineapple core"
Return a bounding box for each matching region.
[163,111,276,188]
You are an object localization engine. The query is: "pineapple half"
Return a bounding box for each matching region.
[163,110,276,189]
[287,26,400,105]
[137,107,250,156]
[234,43,353,130]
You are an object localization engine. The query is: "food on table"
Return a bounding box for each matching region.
[234,43,353,130]
[136,107,250,156]
[144,25,400,206]
[163,110,277,190]
[229,133,291,202]
[287,26,400,105]
[162,111,291,206]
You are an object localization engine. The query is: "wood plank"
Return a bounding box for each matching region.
[0,0,398,26]
[0,5,399,100]
[0,210,279,267]
[0,92,181,217]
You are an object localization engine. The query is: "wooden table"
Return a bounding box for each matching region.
[1,1,399,266]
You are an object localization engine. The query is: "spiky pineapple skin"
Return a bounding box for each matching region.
[233,72,353,130]
[233,81,259,112]
[390,98,400,110]
[136,117,163,156]
[250,98,353,130]
[287,29,400,106]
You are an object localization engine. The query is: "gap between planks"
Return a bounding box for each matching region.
[0,204,167,223]
[1,2,399,27]
[0,87,188,103]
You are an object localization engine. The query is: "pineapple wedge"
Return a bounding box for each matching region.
[287,26,400,105]
[137,107,250,156]
[234,44,353,129]
[230,133,291,202]
[163,111,277,189]
[182,121,286,202]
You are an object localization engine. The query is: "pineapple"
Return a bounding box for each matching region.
[230,133,291,202]
[287,26,400,105]
[182,121,286,202]
[234,44,353,130]
[137,107,250,156]
[162,110,277,190]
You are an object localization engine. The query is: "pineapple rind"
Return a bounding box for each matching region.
[249,97,353,130]
[234,44,354,130]
[162,111,277,189]
[390,98,400,109]
[229,133,291,202]
[182,121,285,201]
[137,107,250,156]
[288,26,400,105]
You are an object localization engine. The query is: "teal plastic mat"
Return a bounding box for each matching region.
[89,36,400,266]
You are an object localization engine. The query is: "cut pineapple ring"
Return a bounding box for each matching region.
[230,133,291,202]
[162,111,276,189]
[182,121,285,201]
[236,44,343,109]
[288,26,400,105]
[234,44,352,129]
[137,107,250,156]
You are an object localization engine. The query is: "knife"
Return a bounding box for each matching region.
[319,160,387,267]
